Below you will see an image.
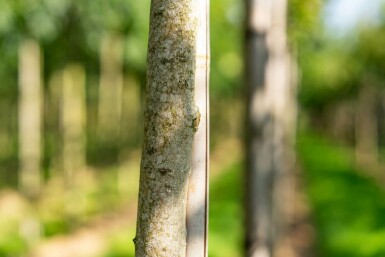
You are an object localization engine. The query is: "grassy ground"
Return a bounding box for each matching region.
[5,132,385,257]
[81,133,385,257]
[209,162,244,257]
[298,132,385,257]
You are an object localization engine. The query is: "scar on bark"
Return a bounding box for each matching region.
[192,107,201,132]
[158,168,172,175]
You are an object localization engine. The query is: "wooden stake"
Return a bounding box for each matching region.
[186,0,210,256]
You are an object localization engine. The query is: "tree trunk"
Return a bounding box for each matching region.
[120,75,141,146]
[134,0,199,256]
[18,38,43,247]
[355,85,378,168]
[61,64,86,185]
[47,71,63,177]
[245,0,274,255]
[267,0,293,255]
[19,39,42,200]
[245,0,291,255]
[98,33,124,142]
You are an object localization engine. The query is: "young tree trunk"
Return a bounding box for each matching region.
[134,0,200,256]
[120,75,141,146]
[245,0,274,256]
[355,85,378,168]
[267,0,293,255]
[61,64,86,185]
[18,38,43,247]
[19,39,42,200]
[245,0,291,255]
[47,71,63,177]
[98,33,124,141]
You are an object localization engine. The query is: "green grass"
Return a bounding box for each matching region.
[298,132,385,257]
[103,228,136,257]
[209,162,244,257]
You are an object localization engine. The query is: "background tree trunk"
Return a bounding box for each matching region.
[134,0,199,256]
[19,39,42,200]
[61,64,86,185]
[245,0,292,255]
[267,0,294,255]
[98,33,124,142]
[355,85,379,168]
[18,38,43,247]
[245,0,274,255]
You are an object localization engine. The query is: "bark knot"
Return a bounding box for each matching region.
[158,168,172,175]
[192,107,201,132]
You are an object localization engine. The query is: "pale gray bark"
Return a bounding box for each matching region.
[267,0,293,254]
[273,54,298,257]
[134,0,199,256]
[245,0,274,255]
[245,0,292,256]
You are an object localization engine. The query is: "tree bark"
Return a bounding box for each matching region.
[134,0,199,256]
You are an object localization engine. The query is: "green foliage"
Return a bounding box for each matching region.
[104,229,135,257]
[209,162,244,257]
[298,132,385,257]
[288,0,323,46]
[296,1,385,111]
[352,25,385,85]
[0,235,26,257]
[299,42,360,109]
[210,0,243,97]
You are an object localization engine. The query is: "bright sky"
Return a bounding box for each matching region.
[324,0,384,34]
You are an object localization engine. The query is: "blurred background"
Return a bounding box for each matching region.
[0,0,385,256]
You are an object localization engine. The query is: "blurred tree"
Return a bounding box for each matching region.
[61,64,86,185]
[18,38,43,248]
[355,84,379,168]
[244,0,275,255]
[244,0,296,255]
[134,0,201,256]
[98,33,124,142]
[244,0,319,255]
[352,25,385,170]
[18,39,42,202]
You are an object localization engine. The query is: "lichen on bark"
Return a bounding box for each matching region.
[134,0,198,256]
